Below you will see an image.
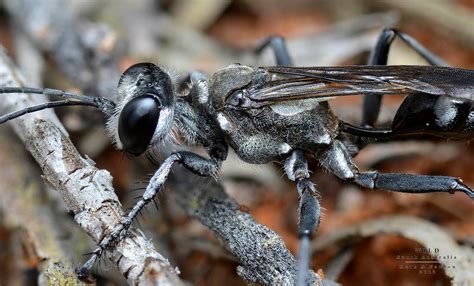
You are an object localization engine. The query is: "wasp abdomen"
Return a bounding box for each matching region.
[392,93,472,137]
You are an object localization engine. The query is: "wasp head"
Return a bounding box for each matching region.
[107,63,175,156]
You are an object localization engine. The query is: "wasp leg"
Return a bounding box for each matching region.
[362,29,395,126]
[255,35,294,66]
[318,140,359,181]
[76,151,221,280]
[284,150,321,286]
[362,28,448,127]
[317,140,474,200]
[355,172,474,199]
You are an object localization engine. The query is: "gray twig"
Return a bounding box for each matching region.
[0,47,183,285]
[170,171,339,286]
[0,128,80,284]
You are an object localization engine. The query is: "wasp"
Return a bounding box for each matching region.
[1,29,473,285]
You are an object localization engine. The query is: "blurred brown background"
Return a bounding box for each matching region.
[0,0,473,285]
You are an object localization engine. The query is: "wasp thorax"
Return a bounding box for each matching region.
[107,63,176,155]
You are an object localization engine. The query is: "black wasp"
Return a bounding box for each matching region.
[1,29,473,285]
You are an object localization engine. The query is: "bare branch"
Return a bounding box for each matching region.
[169,172,340,286]
[0,128,79,284]
[0,47,183,285]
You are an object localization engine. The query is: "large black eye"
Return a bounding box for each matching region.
[118,95,161,155]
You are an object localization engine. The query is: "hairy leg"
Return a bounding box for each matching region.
[77,151,222,279]
[284,150,321,286]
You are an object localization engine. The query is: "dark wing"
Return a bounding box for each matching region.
[245,65,474,108]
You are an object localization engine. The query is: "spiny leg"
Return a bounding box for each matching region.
[255,35,294,66]
[362,28,448,127]
[76,151,221,280]
[284,150,321,286]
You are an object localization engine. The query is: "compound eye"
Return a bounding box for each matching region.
[118,95,161,155]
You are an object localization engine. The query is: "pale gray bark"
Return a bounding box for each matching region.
[169,172,340,285]
[0,47,183,285]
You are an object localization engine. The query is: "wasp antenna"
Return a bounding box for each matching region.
[0,86,116,116]
[0,100,99,124]
[1,86,93,102]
